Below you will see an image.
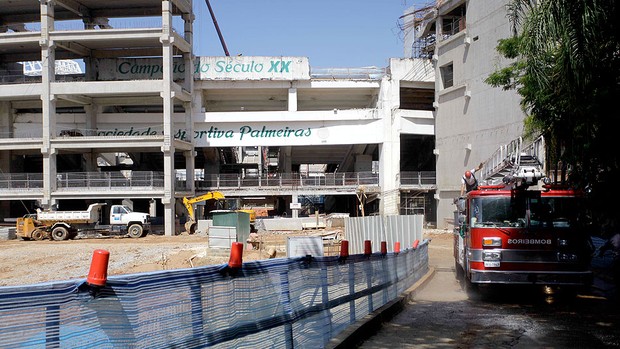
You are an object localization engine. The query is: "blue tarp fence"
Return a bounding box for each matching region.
[0,241,429,348]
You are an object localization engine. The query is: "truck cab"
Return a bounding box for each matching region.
[109,204,151,238]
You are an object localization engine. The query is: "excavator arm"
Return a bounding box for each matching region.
[182,191,225,222]
[182,191,225,234]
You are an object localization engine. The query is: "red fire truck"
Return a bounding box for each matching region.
[454,168,593,289]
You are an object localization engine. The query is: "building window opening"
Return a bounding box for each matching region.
[440,63,454,89]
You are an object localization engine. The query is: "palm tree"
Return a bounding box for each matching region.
[487,0,620,218]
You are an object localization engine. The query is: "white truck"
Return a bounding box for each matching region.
[16,203,151,241]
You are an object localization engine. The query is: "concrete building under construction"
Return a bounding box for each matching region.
[0,0,437,236]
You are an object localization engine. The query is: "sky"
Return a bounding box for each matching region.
[192,1,431,68]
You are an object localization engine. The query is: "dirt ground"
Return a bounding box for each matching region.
[0,228,451,287]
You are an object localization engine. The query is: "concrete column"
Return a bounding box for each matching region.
[258,146,263,177]
[185,150,195,192]
[40,1,56,208]
[378,75,401,215]
[183,12,195,93]
[288,88,297,111]
[149,199,157,217]
[161,1,176,236]
[83,103,98,170]
[0,102,10,219]
[279,146,292,173]
[291,193,298,218]
[0,102,10,172]
[182,9,195,192]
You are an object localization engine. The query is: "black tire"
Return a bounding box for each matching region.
[51,226,69,241]
[31,230,45,241]
[127,224,143,238]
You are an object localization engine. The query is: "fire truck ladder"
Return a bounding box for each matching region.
[478,135,546,186]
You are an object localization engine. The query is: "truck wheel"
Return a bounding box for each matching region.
[31,230,45,241]
[51,227,69,241]
[128,224,143,238]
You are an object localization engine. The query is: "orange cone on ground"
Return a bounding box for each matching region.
[364,240,372,256]
[228,242,244,268]
[412,239,420,249]
[340,240,349,258]
[380,241,387,255]
[394,242,401,253]
[87,249,110,287]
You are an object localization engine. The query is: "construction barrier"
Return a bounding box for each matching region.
[0,241,429,348]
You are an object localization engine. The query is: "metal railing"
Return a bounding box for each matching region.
[56,171,164,190]
[0,171,437,194]
[310,67,386,80]
[0,173,43,190]
[196,172,381,190]
[400,171,436,186]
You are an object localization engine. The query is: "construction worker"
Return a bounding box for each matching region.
[460,162,484,196]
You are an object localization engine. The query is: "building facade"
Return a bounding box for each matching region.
[0,1,437,236]
[414,0,526,228]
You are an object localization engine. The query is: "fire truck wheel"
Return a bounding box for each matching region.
[31,230,44,241]
[51,227,69,241]
[128,224,143,238]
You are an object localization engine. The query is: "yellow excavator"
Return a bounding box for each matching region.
[183,191,224,234]
[182,191,256,234]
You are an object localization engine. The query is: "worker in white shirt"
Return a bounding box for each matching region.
[460,162,484,196]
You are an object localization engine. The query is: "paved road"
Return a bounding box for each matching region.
[358,233,620,348]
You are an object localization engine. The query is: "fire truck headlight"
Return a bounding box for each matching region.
[483,251,502,261]
[482,237,502,247]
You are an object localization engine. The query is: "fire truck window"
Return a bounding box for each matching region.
[471,197,525,228]
[544,198,576,228]
[530,200,553,228]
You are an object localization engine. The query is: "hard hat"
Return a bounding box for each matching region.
[465,171,472,178]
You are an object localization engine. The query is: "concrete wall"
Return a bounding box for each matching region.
[434,0,525,229]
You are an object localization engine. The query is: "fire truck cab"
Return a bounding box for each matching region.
[454,177,593,288]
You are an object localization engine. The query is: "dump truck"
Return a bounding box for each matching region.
[16,203,151,241]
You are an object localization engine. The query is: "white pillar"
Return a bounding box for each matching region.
[40,0,56,208]
[288,88,297,111]
[378,75,401,215]
[161,0,176,236]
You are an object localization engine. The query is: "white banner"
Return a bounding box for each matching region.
[13,120,383,147]
[196,56,310,80]
[94,56,310,81]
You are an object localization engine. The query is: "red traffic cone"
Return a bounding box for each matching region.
[87,249,110,287]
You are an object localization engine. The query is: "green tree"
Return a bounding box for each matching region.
[486,0,620,218]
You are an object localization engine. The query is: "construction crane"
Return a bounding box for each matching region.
[205,0,230,56]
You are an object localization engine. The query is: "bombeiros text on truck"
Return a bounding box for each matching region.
[16,203,151,240]
[454,152,593,291]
